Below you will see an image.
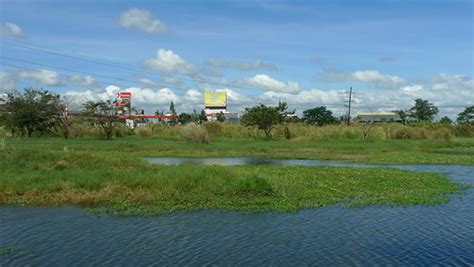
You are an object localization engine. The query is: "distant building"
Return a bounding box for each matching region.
[204,91,239,121]
[354,112,402,123]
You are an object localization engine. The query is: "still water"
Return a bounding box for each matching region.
[1,160,473,266]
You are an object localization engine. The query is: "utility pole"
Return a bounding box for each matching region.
[347,86,352,125]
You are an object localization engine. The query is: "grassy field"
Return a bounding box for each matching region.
[0,136,471,215]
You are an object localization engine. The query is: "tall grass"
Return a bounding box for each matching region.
[181,124,210,144]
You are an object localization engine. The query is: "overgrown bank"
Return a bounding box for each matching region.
[0,137,471,215]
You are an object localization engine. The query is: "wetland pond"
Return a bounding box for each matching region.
[1,159,473,265]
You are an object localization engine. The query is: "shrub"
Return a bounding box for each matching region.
[429,128,454,142]
[454,124,474,137]
[202,121,223,136]
[134,126,153,137]
[181,124,210,144]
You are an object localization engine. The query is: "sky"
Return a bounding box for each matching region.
[0,0,473,118]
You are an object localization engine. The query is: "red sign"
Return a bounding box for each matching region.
[118,92,131,98]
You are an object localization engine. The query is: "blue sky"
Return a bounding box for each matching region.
[1,0,473,117]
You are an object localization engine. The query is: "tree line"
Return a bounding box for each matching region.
[1,88,473,139]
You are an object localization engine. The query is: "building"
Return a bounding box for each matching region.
[354,112,402,123]
[204,91,239,121]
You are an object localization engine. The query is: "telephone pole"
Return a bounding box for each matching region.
[346,87,353,125]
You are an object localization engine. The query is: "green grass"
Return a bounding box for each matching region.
[0,136,470,215]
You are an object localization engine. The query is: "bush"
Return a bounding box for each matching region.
[429,128,454,142]
[202,121,223,136]
[454,124,474,137]
[134,126,153,137]
[181,124,210,144]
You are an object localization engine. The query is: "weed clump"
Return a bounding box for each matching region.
[234,174,274,196]
[181,124,210,144]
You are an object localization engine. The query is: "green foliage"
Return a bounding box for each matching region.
[169,101,177,124]
[202,121,223,136]
[82,100,120,140]
[302,106,337,126]
[409,98,439,122]
[191,109,208,124]
[181,124,210,144]
[241,103,286,138]
[178,112,192,124]
[234,174,274,196]
[0,88,69,138]
[216,111,226,122]
[457,105,474,124]
[0,246,19,256]
[439,116,453,125]
[0,139,467,215]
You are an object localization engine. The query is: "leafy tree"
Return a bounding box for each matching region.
[82,100,119,139]
[0,88,68,137]
[216,111,225,122]
[409,98,439,122]
[191,109,208,124]
[302,106,337,126]
[457,105,474,124]
[439,116,453,125]
[178,112,192,124]
[241,103,287,139]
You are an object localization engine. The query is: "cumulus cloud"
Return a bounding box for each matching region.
[401,84,423,93]
[239,74,300,93]
[0,70,17,91]
[144,49,197,76]
[205,58,278,71]
[18,69,62,86]
[318,68,405,88]
[119,8,167,34]
[0,22,25,37]
[352,70,405,85]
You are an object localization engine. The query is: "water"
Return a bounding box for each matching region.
[1,160,473,266]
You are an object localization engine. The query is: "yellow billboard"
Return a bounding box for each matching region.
[204,91,227,107]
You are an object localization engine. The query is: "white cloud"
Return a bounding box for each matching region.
[205,58,278,71]
[239,74,300,93]
[352,70,405,85]
[119,8,167,34]
[0,22,25,37]
[0,70,16,91]
[70,75,97,86]
[138,77,160,88]
[318,68,405,88]
[163,76,182,85]
[144,49,197,76]
[18,69,62,86]
[401,84,423,93]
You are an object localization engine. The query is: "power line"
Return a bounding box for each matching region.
[1,39,251,91]
[0,56,187,91]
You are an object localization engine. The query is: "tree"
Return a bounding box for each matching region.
[457,105,474,124]
[393,109,408,123]
[169,101,177,124]
[191,109,208,124]
[241,103,287,139]
[0,88,67,137]
[82,100,119,139]
[439,116,453,125]
[302,106,337,126]
[216,111,226,122]
[178,112,192,124]
[409,98,439,122]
